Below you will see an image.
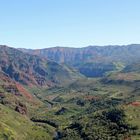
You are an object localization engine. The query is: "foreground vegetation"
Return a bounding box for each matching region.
[27,73,140,140]
[0,45,140,139]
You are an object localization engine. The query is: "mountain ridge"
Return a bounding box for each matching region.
[0,45,83,87]
[19,44,140,63]
[0,44,140,139]
[19,44,140,77]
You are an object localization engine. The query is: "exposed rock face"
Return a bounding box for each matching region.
[2,85,19,95]
[0,45,82,87]
[15,102,27,115]
[20,44,140,65]
[20,44,140,77]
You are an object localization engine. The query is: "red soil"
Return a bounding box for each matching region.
[16,83,32,100]
[84,95,99,101]
[130,101,140,107]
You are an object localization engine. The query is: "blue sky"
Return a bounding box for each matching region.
[0,0,140,49]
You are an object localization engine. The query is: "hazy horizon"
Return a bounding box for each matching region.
[1,43,140,50]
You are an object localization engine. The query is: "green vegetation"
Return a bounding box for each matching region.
[28,75,140,139]
[0,104,52,140]
[0,45,140,139]
[60,108,137,140]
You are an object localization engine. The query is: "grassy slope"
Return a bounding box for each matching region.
[0,73,54,140]
[102,71,140,139]
[0,104,53,140]
[125,105,140,140]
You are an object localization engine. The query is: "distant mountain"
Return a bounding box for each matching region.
[20,44,140,77]
[0,45,82,87]
[0,44,140,140]
[123,62,140,73]
[20,44,140,64]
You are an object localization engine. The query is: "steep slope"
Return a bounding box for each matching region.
[76,62,118,77]
[20,44,140,64]
[0,70,44,116]
[0,57,55,140]
[0,45,140,139]
[20,44,140,77]
[0,45,82,87]
[123,62,140,73]
[102,62,140,84]
[0,104,52,140]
